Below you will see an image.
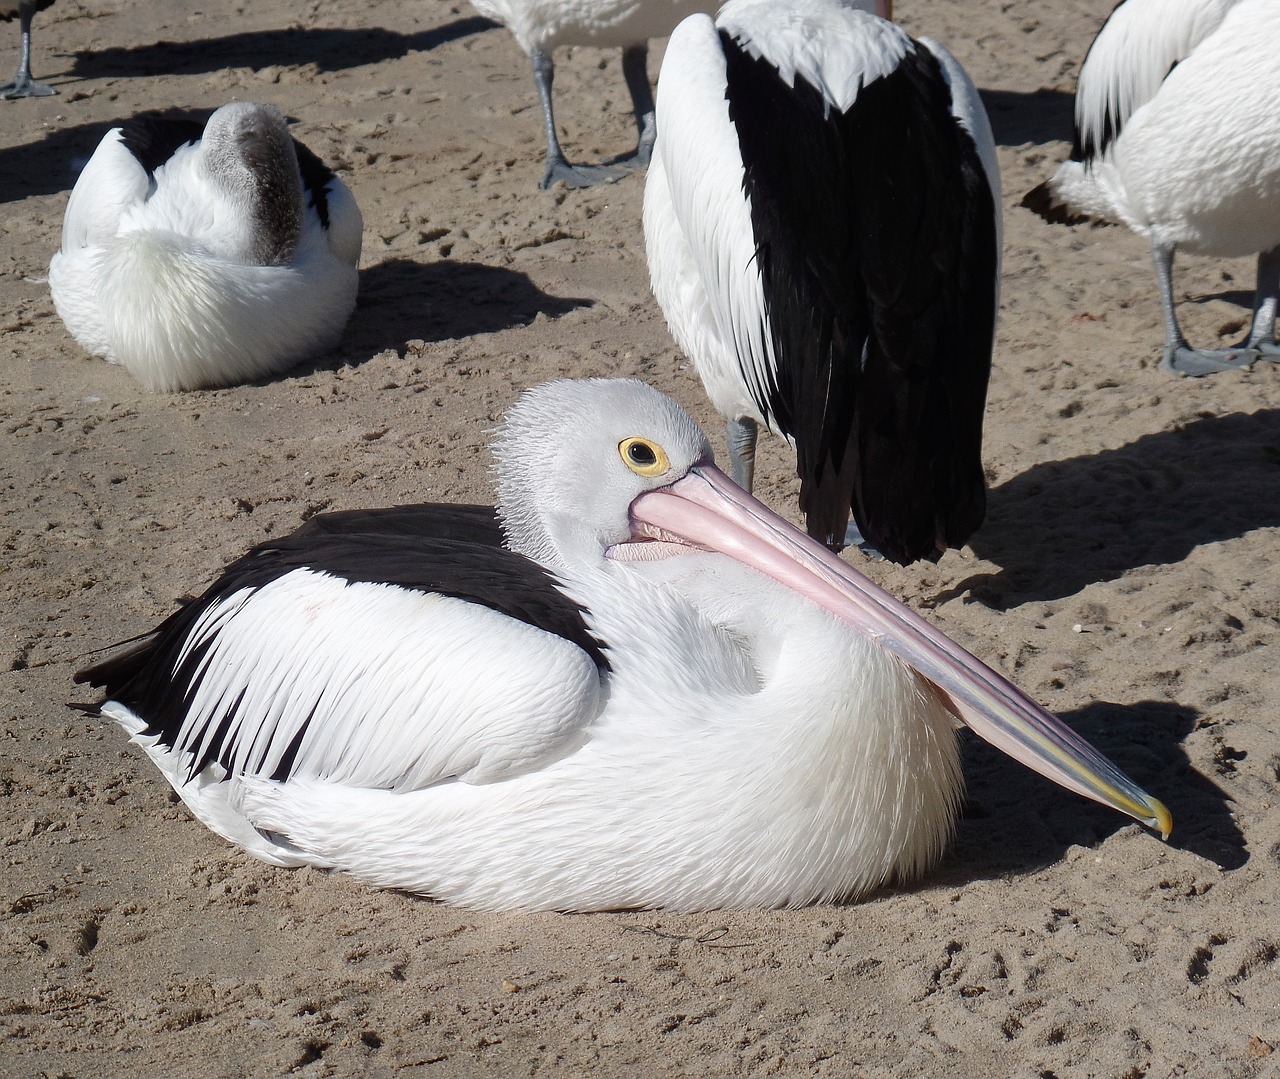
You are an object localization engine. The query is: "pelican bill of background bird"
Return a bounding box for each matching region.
[644,0,1001,565]
[48,102,363,393]
[466,0,717,189]
[0,0,55,99]
[75,379,1169,913]
[1022,0,1280,376]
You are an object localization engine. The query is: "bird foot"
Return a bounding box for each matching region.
[540,159,628,190]
[0,77,56,99]
[1160,343,1260,377]
[842,520,886,561]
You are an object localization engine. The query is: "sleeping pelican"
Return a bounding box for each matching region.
[75,379,1169,913]
[644,0,1001,563]
[1022,0,1280,376]
[1,0,55,99]
[466,0,717,188]
[49,102,363,393]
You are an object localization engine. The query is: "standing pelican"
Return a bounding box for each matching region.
[466,0,717,189]
[644,0,1001,564]
[49,102,363,393]
[76,379,1168,913]
[0,0,55,99]
[1022,0,1280,376]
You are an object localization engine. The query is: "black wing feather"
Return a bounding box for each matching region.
[75,504,611,780]
[722,33,997,564]
[117,114,207,178]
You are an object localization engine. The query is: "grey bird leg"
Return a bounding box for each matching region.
[841,519,886,561]
[532,48,626,190]
[1240,246,1280,361]
[610,44,656,169]
[1154,242,1259,376]
[0,6,56,100]
[725,416,759,492]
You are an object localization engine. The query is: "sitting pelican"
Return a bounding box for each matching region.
[644,0,1001,563]
[466,0,717,189]
[75,379,1169,913]
[1022,0,1280,376]
[49,102,363,393]
[1,0,55,99]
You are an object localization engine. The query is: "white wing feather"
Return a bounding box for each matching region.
[1074,0,1239,160]
[59,128,154,252]
[171,569,604,791]
[644,12,775,427]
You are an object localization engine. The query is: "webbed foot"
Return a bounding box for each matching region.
[0,76,55,99]
[539,159,627,190]
[1161,343,1260,377]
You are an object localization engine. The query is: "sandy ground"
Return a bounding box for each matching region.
[2,0,1279,1075]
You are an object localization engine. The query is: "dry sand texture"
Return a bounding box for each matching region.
[2,0,1280,1075]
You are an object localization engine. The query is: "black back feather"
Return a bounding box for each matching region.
[722,32,997,564]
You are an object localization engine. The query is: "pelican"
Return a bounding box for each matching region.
[48,102,364,393]
[75,379,1169,913]
[1022,0,1280,376]
[644,0,1002,564]
[466,0,717,189]
[1,0,54,99]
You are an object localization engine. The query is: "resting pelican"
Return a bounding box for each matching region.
[76,379,1169,913]
[1022,0,1280,376]
[644,0,1001,564]
[466,0,717,189]
[0,0,54,99]
[49,102,364,393]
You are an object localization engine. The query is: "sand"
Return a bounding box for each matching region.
[2,0,1279,1075]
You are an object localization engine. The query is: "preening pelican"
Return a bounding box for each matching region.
[1022,0,1280,376]
[466,0,717,189]
[49,102,363,393]
[0,0,54,98]
[76,379,1169,913]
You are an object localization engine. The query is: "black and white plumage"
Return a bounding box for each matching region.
[466,0,717,189]
[76,379,1169,913]
[0,0,55,99]
[1022,0,1280,376]
[644,0,1001,564]
[48,103,364,392]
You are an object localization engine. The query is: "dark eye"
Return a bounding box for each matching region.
[628,442,656,466]
[618,437,669,477]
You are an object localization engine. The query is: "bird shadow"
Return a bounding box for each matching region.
[936,698,1243,888]
[306,257,593,372]
[0,116,130,203]
[978,88,1075,147]
[1187,288,1255,311]
[65,19,498,80]
[939,410,1280,608]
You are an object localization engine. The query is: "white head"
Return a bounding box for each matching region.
[493,378,713,569]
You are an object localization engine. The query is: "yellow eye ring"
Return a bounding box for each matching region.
[619,437,670,477]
